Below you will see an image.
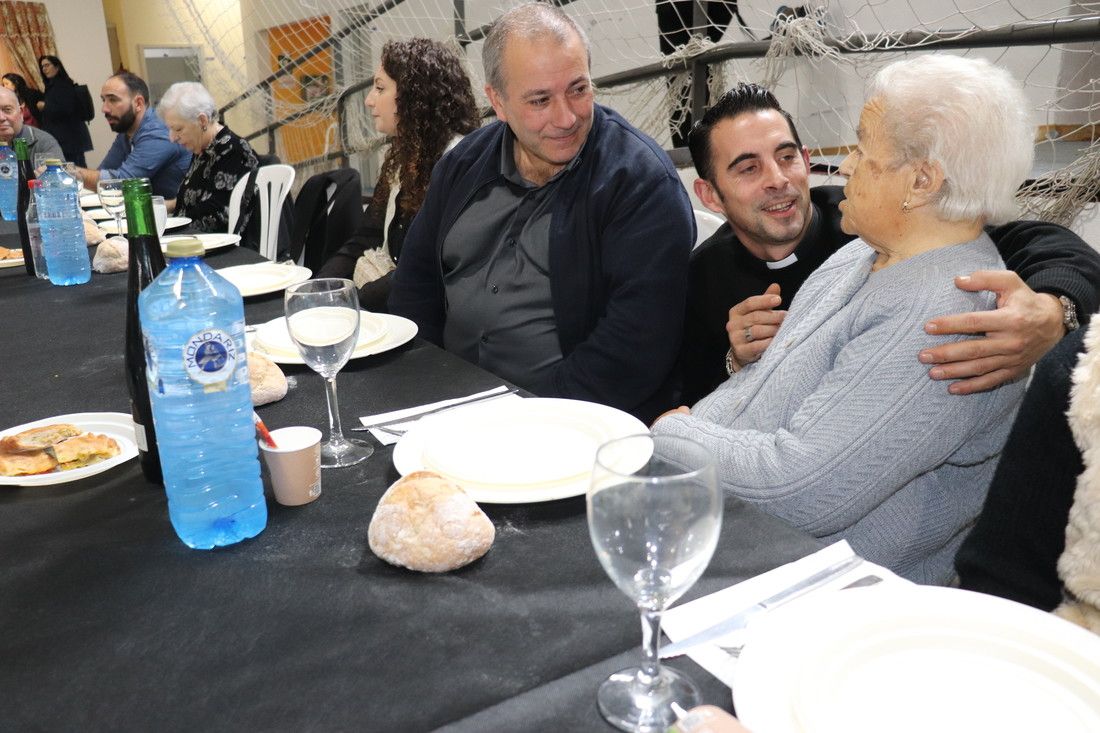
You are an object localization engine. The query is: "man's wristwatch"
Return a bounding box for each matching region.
[1058,295,1080,333]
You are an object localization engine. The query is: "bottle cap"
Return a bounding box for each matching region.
[165,238,205,258]
[43,158,63,167]
[28,179,40,189]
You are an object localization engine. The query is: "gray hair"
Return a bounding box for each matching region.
[868,54,1033,225]
[483,1,590,94]
[158,81,217,122]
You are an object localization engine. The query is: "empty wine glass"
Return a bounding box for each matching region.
[97,178,126,236]
[151,196,167,238]
[284,278,373,468]
[588,433,722,733]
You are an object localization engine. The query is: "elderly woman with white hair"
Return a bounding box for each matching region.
[655,54,1033,585]
[159,81,258,233]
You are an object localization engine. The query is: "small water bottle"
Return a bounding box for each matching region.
[139,237,267,549]
[25,180,47,280]
[38,159,90,286]
[0,143,17,221]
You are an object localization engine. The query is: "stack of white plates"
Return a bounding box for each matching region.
[216,262,311,297]
[249,311,418,364]
[160,233,240,252]
[734,586,1100,733]
[393,398,650,503]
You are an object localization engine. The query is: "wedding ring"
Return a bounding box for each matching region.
[744,326,754,343]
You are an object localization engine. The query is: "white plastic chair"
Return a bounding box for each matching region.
[693,208,725,249]
[227,164,296,261]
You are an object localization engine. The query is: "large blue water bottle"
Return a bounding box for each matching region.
[38,160,90,285]
[0,143,16,221]
[139,238,267,549]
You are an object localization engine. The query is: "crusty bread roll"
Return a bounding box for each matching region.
[248,351,288,406]
[92,236,129,273]
[52,433,121,470]
[0,423,83,453]
[0,449,58,476]
[368,470,495,572]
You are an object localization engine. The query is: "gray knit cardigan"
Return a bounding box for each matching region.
[656,235,1025,584]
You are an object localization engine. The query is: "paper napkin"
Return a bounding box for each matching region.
[661,540,908,688]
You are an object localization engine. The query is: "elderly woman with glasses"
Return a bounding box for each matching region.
[158,81,258,233]
[655,55,1034,585]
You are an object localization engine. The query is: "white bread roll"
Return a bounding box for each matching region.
[248,351,288,406]
[91,236,128,273]
[368,471,495,572]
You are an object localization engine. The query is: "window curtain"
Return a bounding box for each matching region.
[0,1,57,94]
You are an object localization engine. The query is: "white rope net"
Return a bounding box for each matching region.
[154,0,1100,225]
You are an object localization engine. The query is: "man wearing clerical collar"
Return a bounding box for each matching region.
[679,83,1100,406]
[389,2,694,423]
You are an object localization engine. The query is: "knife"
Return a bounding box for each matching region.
[350,387,519,432]
[660,553,863,659]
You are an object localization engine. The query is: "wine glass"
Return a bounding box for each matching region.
[151,196,168,238]
[587,433,722,733]
[284,278,374,468]
[97,178,126,236]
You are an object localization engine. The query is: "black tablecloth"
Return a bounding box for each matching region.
[0,236,822,731]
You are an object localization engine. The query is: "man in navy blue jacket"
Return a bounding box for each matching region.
[389,2,694,422]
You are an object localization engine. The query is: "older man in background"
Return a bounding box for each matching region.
[75,72,190,198]
[389,2,694,422]
[0,86,63,161]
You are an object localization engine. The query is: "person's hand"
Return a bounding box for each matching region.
[920,270,1065,394]
[652,405,690,426]
[725,284,785,371]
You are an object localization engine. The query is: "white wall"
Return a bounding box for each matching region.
[40,0,115,166]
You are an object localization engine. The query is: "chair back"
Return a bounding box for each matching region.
[693,209,725,249]
[290,168,363,271]
[253,165,296,260]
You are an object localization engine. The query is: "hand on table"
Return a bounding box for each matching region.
[725,284,785,372]
[653,405,690,426]
[920,270,1065,394]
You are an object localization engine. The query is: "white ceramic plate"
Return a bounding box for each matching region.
[100,217,191,235]
[392,398,650,504]
[215,262,311,297]
[84,207,114,221]
[0,256,24,269]
[80,193,100,208]
[160,233,241,253]
[249,312,416,364]
[734,586,1100,733]
[0,412,139,487]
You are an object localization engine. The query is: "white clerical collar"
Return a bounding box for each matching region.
[765,252,799,269]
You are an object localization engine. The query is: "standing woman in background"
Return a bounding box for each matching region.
[316,38,480,310]
[36,55,92,166]
[2,73,43,128]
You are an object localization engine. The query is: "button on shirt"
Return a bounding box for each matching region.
[98,107,191,199]
[441,131,582,391]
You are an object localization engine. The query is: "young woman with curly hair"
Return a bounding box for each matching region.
[318,38,479,310]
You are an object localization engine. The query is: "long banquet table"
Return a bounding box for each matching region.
[0,231,822,731]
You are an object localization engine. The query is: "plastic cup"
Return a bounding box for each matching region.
[259,426,322,506]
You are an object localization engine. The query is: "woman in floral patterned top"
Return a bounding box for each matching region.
[159,81,258,233]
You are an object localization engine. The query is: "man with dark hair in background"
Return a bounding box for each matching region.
[76,71,190,198]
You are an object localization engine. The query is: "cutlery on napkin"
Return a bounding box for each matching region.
[659,552,864,659]
[355,386,521,445]
[659,541,906,688]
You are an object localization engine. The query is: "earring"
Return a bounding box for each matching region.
[901,200,911,213]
